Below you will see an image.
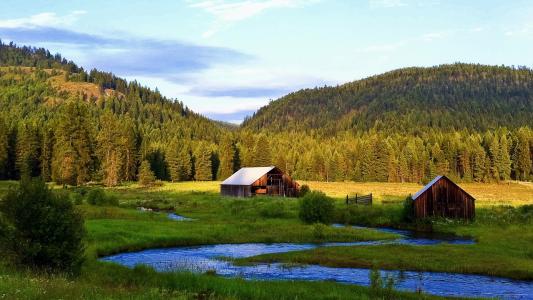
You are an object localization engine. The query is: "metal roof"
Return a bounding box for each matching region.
[412,175,443,200]
[220,166,276,186]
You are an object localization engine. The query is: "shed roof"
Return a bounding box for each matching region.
[221,166,275,186]
[412,175,475,201]
[412,175,443,200]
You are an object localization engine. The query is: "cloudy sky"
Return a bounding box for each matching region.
[1,0,532,123]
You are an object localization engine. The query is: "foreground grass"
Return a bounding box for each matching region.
[0,261,446,300]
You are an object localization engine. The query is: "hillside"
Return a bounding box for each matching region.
[0,42,228,184]
[242,64,533,134]
[0,42,531,184]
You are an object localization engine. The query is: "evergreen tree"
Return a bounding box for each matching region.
[138,159,155,186]
[472,146,487,182]
[514,129,532,180]
[252,135,272,166]
[218,137,237,179]
[0,117,9,179]
[488,134,500,180]
[499,134,512,180]
[194,144,212,181]
[97,113,127,186]
[52,100,94,185]
[15,122,41,178]
[40,127,54,181]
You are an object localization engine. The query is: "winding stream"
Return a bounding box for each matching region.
[102,222,533,299]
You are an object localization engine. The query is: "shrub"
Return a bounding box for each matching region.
[298,184,310,197]
[299,191,335,224]
[86,188,118,206]
[0,178,85,274]
[70,192,84,205]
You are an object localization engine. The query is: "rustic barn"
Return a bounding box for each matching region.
[220,166,299,197]
[412,175,475,219]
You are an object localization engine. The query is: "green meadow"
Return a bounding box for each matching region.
[0,180,532,299]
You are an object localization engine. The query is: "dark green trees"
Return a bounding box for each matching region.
[514,128,532,180]
[218,137,238,179]
[97,113,137,186]
[167,140,192,182]
[194,143,212,181]
[52,100,94,185]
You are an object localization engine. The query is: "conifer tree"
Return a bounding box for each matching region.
[514,129,532,180]
[218,137,237,179]
[138,159,155,186]
[488,135,500,180]
[40,127,54,181]
[194,144,212,181]
[252,135,272,166]
[15,122,41,178]
[0,117,9,179]
[52,100,94,185]
[499,134,512,180]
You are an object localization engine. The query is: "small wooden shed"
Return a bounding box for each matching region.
[412,175,475,219]
[220,166,299,197]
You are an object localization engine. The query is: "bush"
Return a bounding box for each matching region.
[299,184,310,197]
[70,192,84,205]
[86,188,119,206]
[299,191,335,224]
[0,178,85,274]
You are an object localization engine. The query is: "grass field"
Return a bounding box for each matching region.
[107,180,533,206]
[0,180,531,299]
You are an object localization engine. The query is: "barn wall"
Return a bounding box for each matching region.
[414,178,475,219]
[221,185,251,197]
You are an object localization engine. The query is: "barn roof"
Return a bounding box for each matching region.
[221,166,276,186]
[412,175,475,200]
[412,175,443,200]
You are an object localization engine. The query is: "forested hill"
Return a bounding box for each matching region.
[0,41,228,184]
[242,64,533,134]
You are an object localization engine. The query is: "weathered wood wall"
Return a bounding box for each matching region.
[220,185,251,197]
[414,177,475,219]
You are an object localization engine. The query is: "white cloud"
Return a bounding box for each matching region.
[189,0,320,37]
[0,11,86,29]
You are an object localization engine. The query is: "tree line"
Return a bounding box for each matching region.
[0,42,532,185]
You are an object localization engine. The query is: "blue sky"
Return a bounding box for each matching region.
[1,0,532,123]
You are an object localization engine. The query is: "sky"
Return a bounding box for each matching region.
[1,0,533,123]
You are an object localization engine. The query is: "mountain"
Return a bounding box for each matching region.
[242,64,533,134]
[0,41,228,184]
[0,42,531,184]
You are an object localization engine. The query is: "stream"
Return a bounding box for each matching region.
[102,219,533,299]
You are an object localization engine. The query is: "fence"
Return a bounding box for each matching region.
[346,193,372,205]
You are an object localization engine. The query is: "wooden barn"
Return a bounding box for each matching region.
[412,175,475,219]
[220,166,299,197]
